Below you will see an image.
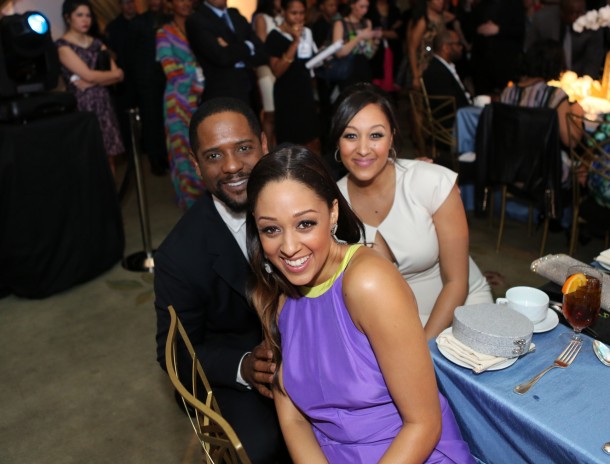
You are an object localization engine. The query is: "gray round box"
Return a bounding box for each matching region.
[452,304,534,358]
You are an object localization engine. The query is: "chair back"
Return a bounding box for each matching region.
[165,305,252,464]
[475,102,562,217]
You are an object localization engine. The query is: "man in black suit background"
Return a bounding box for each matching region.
[129,0,170,175]
[423,29,471,129]
[186,0,267,109]
[525,0,604,79]
[154,98,285,463]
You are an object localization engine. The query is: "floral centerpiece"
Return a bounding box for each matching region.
[573,5,610,32]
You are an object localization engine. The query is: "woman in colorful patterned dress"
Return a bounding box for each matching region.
[156,0,205,210]
[56,0,125,174]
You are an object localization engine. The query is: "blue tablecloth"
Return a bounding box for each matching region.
[455,105,483,154]
[430,327,610,463]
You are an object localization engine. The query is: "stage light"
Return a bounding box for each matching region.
[27,13,49,34]
[0,11,75,121]
[0,11,59,97]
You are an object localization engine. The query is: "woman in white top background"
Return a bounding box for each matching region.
[333,83,492,339]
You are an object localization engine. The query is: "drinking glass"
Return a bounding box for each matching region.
[562,265,603,341]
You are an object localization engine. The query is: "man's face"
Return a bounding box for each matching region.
[192,112,267,212]
[207,0,228,10]
[445,31,463,62]
[320,0,338,19]
[121,0,136,18]
[560,0,585,25]
[148,0,163,12]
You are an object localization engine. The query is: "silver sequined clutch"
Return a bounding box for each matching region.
[452,304,534,358]
[531,254,610,310]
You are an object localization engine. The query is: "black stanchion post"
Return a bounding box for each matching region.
[122,107,155,272]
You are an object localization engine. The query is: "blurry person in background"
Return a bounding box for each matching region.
[130,0,171,175]
[253,0,283,147]
[56,0,125,175]
[186,0,268,109]
[266,0,320,151]
[332,0,382,88]
[157,0,206,210]
[470,0,525,96]
[105,0,137,161]
[525,0,604,79]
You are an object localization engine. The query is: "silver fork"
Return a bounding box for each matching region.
[513,340,582,394]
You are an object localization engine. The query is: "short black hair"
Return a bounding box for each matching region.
[189,98,261,154]
[519,40,565,81]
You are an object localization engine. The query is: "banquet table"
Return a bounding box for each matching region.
[430,326,610,464]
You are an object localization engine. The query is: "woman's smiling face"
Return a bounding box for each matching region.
[339,103,394,184]
[254,179,339,287]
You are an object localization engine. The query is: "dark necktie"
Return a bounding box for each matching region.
[222,11,234,32]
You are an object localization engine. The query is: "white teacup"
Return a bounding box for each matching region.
[473,95,491,107]
[496,286,549,324]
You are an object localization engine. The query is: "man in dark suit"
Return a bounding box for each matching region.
[186,0,267,108]
[105,0,137,158]
[525,0,604,78]
[129,0,170,175]
[154,98,285,463]
[423,30,471,130]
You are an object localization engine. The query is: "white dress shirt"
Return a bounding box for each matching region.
[212,195,251,387]
[433,54,472,104]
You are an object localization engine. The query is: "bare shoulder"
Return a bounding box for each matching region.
[343,246,409,297]
[343,246,419,329]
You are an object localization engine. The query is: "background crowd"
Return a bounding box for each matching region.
[53,0,610,210]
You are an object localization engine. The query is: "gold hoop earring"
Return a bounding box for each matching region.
[389,147,397,162]
[334,148,341,163]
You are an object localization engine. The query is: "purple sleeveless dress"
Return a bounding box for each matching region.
[279,246,474,463]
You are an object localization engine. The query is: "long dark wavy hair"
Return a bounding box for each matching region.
[246,144,364,389]
[329,83,401,160]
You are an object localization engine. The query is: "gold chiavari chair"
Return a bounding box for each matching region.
[165,305,251,464]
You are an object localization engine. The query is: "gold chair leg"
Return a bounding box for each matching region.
[540,217,549,257]
[496,185,507,252]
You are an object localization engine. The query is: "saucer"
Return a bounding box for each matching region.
[596,260,610,272]
[533,308,559,333]
[436,328,517,371]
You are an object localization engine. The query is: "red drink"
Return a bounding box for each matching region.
[563,275,602,332]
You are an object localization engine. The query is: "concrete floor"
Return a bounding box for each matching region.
[0,147,606,464]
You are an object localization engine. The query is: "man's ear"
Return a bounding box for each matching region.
[189,151,202,178]
[260,132,269,155]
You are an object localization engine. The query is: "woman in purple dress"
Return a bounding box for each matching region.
[57,0,125,174]
[246,145,473,463]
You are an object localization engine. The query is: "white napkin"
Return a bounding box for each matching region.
[595,249,610,267]
[436,333,508,373]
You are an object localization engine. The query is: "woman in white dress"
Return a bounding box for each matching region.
[253,0,283,147]
[333,83,492,339]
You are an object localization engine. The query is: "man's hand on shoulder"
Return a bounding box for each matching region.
[240,341,275,399]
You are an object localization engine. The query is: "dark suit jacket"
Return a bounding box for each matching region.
[154,192,262,389]
[423,57,470,110]
[525,5,604,78]
[186,4,267,103]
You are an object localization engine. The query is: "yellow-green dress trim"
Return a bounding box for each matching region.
[299,244,363,298]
